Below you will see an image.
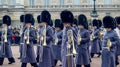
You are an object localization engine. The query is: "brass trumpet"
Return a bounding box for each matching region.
[67,30,77,55]
[1,24,8,55]
[98,31,103,40]
[106,39,112,51]
[77,30,81,45]
[3,25,7,43]
[42,25,47,46]
[24,27,30,45]
[90,33,95,41]
[54,31,58,45]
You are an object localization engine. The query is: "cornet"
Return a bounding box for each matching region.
[106,39,112,51]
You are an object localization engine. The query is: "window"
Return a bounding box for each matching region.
[105,0,110,4]
[44,0,49,6]
[60,0,64,5]
[0,0,3,5]
[29,0,34,6]
[9,0,15,5]
[74,0,80,5]
[90,0,94,4]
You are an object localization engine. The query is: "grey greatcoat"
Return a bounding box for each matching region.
[20,26,37,63]
[38,25,54,67]
[52,30,62,60]
[0,28,13,58]
[114,28,120,55]
[61,26,77,67]
[76,29,90,65]
[101,30,119,67]
[91,29,101,53]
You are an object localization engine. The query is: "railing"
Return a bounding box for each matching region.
[0,5,24,8]
[0,4,120,9]
[25,4,120,9]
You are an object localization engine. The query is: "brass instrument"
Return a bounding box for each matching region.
[1,24,8,55]
[36,27,43,62]
[98,30,103,40]
[19,28,23,36]
[22,27,30,58]
[67,29,77,55]
[54,30,58,45]
[106,39,112,51]
[26,27,30,44]
[3,25,7,43]
[77,30,81,45]
[24,27,30,45]
[90,33,95,41]
[42,25,47,46]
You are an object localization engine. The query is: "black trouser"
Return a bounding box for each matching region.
[76,64,90,67]
[115,54,119,65]
[36,55,39,63]
[21,63,38,67]
[54,60,58,66]
[0,57,15,65]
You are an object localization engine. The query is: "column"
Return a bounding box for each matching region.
[65,0,74,5]
[80,0,90,5]
[96,0,105,5]
[50,0,59,5]
[3,0,8,5]
[74,0,80,5]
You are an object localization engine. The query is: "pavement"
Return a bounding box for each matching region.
[1,46,120,67]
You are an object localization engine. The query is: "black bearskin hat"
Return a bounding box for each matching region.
[60,10,74,23]
[78,14,88,29]
[2,15,11,26]
[20,15,25,23]
[40,10,51,24]
[103,16,115,29]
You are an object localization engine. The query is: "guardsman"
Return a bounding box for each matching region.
[98,20,103,56]
[60,10,77,67]
[73,18,78,31]
[76,14,90,67]
[36,15,41,63]
[38,10,54,67]
[18,15,25,59]
[20,14,38,67]
[101,16,119,67]
[48,19,55,67]
[0,15,15,65]
[52,19,63,66]
[91,19,101,58]
[114,16,120,65]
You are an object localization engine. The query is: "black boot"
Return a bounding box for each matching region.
[30,63,38,67]
[84,64,90,67]
[0,58,4,65]
[76,64,81,67]
[8,57,15,64]
[91,53,94,58]
[21,63,27,67]
[97,52,101,57]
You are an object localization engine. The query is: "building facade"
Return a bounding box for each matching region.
[0,0,120,27]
